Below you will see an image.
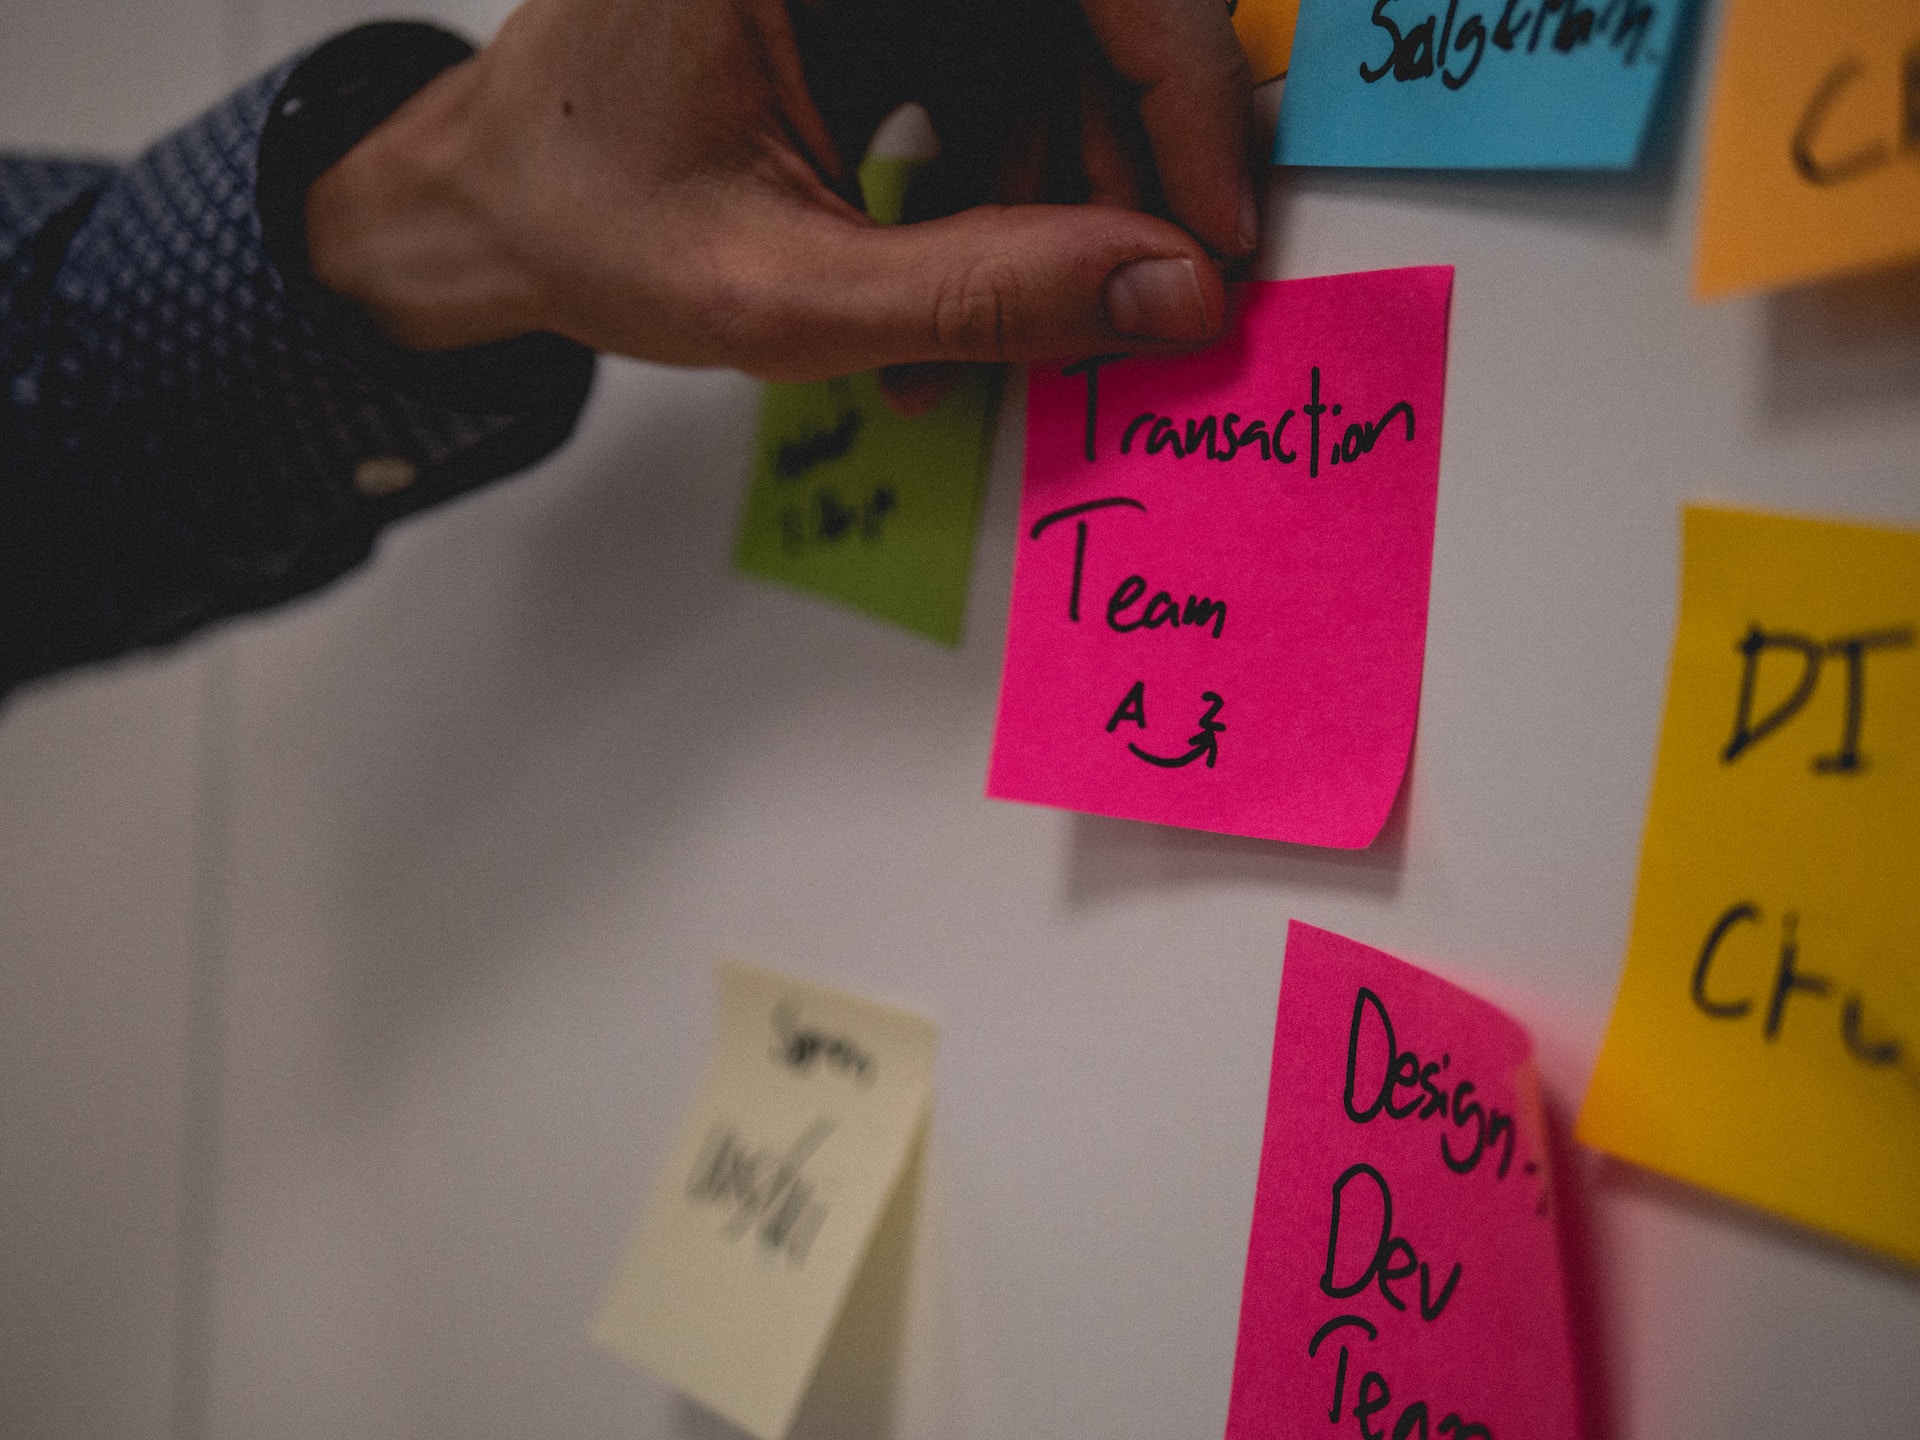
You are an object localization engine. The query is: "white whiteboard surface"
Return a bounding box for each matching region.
[1,7,227,1434]
[4,2,1919,1438]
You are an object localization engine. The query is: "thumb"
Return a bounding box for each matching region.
[728,201,1226,381]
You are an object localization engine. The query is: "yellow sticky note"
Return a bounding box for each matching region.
[1695,0,1920,298]
[1579,506,1920,1267]
[595,963,936,1439]
[1230,0,1300,84]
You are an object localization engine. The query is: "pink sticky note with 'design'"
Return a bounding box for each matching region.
[1228,922,1582,1440]
[987,268,1453,848]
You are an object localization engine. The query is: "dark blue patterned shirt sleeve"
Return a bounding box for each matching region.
[0,28,596,697]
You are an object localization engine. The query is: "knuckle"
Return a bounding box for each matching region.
[930,255,1025,361]
[695,262,796,375]
[713,302,784,373]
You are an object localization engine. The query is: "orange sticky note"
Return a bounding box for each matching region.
[1231,0,1301,84]
[1695,0,1920,298]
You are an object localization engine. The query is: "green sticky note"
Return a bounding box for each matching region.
[854,154,917,228]
[732,158,999,647]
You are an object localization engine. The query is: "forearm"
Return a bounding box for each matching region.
[0,25,595,697]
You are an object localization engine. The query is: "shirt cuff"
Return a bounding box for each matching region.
[255,20,597,520]
[7,25,596,692]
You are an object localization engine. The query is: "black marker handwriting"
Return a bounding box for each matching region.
[1308,1316,1376,1427]
[1029,496,1147,541]
[1791,39,1920,187]
[1063,353,1131,461]
[1031,497,1235,637]
[778,484,896,556]
[1119,373,1414,479]
[1689,899,1909,1073]
[687,1117,834,1264]
[1107,680,1149,733]
[775,409,863,479]
[1721,623,1912,772]
[771,1002,875,1084]
[1309,1311,1494,1440]
[1300,995,1527,1438]
[1794,59,1889,184]
[1066,359,1416,479]
[1031,496,1145,624]
[1343,987,1520,1181]
[1128,690,1226,769]
[1119,411,1289,463]
[1321,1162,1464,1322]
[1107,576,1228,638]
[1361,0,1660,96]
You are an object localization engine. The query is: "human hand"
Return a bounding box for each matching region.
[307,0,1257,380]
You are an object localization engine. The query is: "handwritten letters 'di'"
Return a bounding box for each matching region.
[1227,922,1582,1440]
[988,269,1451,848]
[1579,507,1920,1268]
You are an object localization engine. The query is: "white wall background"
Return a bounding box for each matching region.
[3,2,1917,1438]
[0,5,229,1435]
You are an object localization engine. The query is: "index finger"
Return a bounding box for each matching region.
[1075,0,1257,258]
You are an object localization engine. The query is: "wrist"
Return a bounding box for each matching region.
[307,59,544,352]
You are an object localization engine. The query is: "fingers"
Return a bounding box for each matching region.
[1075,0,1257,257]
[714,199,1226,380]
[1078,66,1148,212]
[781,0,911,188]
[746,0,861,195]
[455,0,1246,380]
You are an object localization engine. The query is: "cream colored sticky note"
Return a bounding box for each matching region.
[1231,0,1301,84]
[1579,506,1920,1267]
[1695,0,1920,298]
[595,963,936,1439]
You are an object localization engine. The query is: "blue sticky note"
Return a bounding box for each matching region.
[1274,0,1696,169]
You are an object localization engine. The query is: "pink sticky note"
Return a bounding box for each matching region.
[987,269,1452,847]
[1227,922,1581,1440]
